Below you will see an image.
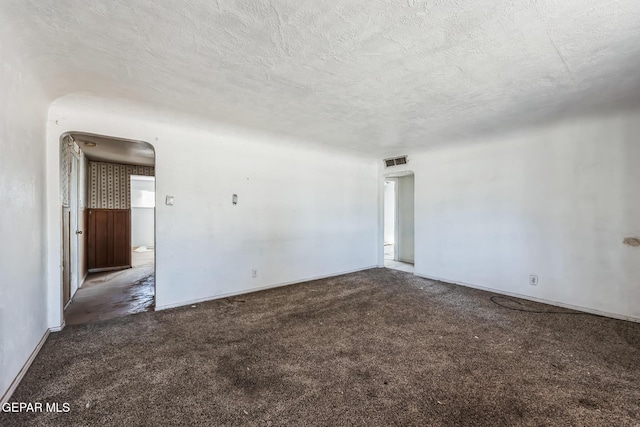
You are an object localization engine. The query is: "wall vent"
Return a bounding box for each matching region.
[384,156,408,167]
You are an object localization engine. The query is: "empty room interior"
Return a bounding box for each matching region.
[0,1,638,425]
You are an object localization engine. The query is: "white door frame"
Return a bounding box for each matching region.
[66,141,81,301]
[381,170,415,268]
[383,177,399,261]
[47,125,157,331]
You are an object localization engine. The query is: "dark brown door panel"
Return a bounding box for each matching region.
[88,209,131,270]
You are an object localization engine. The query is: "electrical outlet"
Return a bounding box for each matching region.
[529,275,538,286]
[252,269,258,278]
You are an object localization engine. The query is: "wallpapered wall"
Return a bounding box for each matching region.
[89,161,155,209]
[60,136,89,208]
[60,136,73,207]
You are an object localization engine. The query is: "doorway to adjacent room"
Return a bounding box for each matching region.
[60,132,156,325]
[383,173,414,273]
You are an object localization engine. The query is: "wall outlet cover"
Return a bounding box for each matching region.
[529,275,538,286]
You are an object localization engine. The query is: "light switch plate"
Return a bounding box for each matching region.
[165,195,174,206]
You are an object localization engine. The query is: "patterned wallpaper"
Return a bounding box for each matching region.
[60,136,72,207]
[89,161,155,209]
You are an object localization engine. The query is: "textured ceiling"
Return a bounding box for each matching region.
[3,0,640,154]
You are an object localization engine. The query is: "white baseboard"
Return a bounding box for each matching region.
[156,265,378,311]
[1,329,51,405]
[49,321,65,332]
[414,272,640,324]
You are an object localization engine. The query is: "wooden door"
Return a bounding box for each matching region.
[62,207,71,306]
[88,209,131,270]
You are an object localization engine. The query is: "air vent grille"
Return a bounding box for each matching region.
[384,156,408,167]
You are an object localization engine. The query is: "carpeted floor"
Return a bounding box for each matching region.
[2,269,639,426]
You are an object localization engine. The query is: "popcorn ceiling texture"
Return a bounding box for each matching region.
[2,0,640,153]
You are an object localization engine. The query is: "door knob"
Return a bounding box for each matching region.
[76,230,83,234]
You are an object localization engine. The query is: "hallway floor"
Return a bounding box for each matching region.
[384,243,414,273]
[64,249,155,325]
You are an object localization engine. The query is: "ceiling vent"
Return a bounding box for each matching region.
[384,156,408,167]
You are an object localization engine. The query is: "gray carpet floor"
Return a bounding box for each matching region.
[2,268,639,426]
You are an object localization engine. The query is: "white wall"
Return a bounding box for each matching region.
[383,180,396,245]
[131,176,155,248]
[0,42,49,399]
[396,175,415,263]
[382,110,640,321]
[131,209,155,248]
[46,96,379,322]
